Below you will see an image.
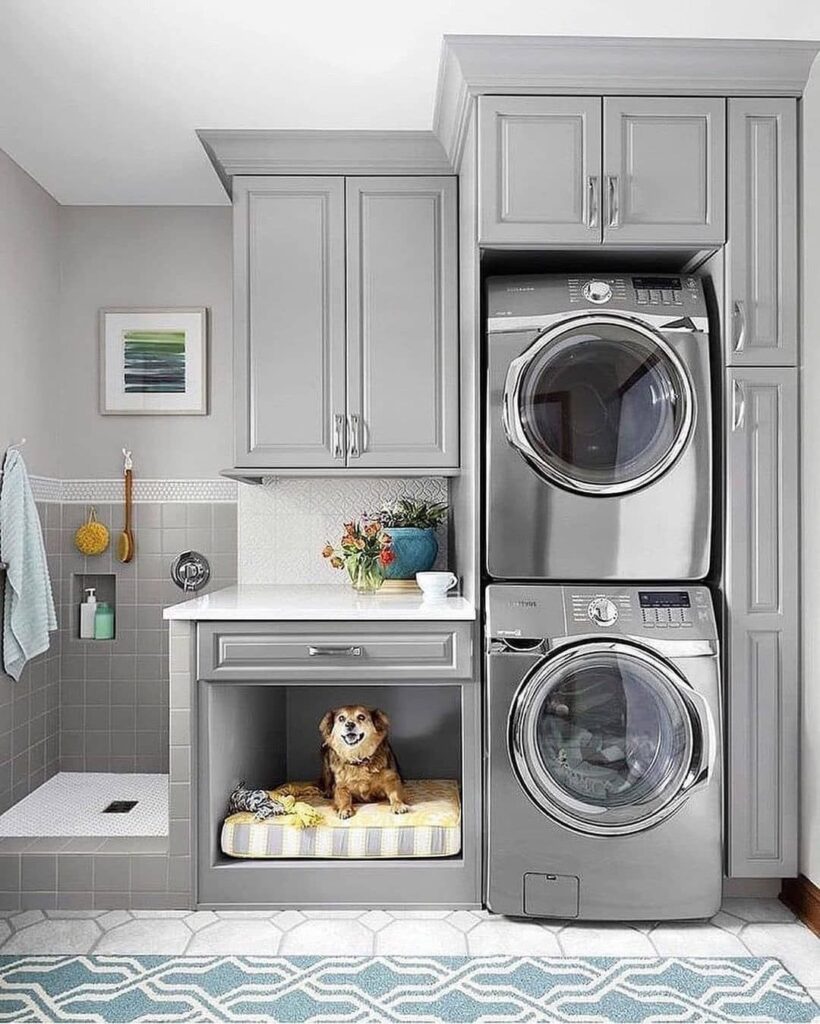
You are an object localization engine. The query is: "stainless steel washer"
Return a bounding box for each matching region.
[486,584,722,920]
[486,273,713,580]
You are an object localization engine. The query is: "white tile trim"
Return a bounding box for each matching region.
[29,477,237,504]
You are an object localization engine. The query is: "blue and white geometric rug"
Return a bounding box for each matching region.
[0,955,816,1023]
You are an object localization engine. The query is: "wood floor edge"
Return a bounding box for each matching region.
[780,874,820,937]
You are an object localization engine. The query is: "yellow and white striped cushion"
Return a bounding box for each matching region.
[221,779,461,859]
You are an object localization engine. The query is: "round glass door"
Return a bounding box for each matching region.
[504,316,694,495]
[509,641,699,835]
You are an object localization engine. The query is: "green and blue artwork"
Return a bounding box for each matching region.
[123,330,186,393]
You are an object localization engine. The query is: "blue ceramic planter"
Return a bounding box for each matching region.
[384,527,439,579]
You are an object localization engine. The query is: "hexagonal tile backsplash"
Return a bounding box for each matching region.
[238,478,449,584]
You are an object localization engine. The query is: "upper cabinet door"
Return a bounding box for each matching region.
[726,99,797,366]
[346,177,459,469]
[602,97,726,245]
[479,96,603,246]
[233,177,346,468]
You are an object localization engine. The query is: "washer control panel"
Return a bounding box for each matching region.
[567,274,705,311]
[485,585,718,643]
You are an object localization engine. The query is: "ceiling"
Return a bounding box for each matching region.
[2,0,819,205]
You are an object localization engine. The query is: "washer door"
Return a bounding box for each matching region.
[509,641,704,835]
[503,315,694,495]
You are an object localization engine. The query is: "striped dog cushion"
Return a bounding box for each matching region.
[221,779,461,859]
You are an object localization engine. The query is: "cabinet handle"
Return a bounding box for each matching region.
[586,176,599,228]
[347,413,361,458]
[733,300,747,352]
[606,175,620,227]
[307,645,362,658]
[332,413,346,460]
[732,379,747,432]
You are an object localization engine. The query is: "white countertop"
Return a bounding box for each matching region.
[163,584,476,621]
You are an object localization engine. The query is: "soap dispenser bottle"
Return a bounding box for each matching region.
[80,588,97,639]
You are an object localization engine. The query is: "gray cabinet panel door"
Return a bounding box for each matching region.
[726,367,798,877]
[233,177,346,467]
[726,100,797,366]
[479,97,602,246]
[346,177,459,468]
[603,97,725,245]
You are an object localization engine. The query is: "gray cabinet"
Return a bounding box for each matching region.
[478,96,602,245]
[233,175,458,471]
[602,97,725,245]
[233,177,346,468]
[726,100,798,366]
[346,178,459,468]
[479,96,725,246]
[725,367,798,877]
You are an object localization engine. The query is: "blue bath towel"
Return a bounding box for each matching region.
[0,450,57,680]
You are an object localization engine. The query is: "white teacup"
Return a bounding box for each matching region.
[416,571,458,600]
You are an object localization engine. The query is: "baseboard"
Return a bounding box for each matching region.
[780,875,820,937]
[723,877,781,898]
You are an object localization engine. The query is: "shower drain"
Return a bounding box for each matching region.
[102,800,138,813]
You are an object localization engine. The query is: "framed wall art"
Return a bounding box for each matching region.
[99,307,208,415]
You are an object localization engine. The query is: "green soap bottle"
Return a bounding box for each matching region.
[94,602,115,640]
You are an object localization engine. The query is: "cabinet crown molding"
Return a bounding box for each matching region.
[197,130,453,195]
[434,34,820,167]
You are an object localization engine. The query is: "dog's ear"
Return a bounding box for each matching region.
[371,708,390,734]
[319,709,336,743]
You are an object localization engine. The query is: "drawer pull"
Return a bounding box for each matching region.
[307,645,363,658]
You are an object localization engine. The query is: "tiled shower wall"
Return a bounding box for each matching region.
[58,501,237,774]
[239,478,450,584]
[0,502,61,815]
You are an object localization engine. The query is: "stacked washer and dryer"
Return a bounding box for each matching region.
[484,274,722,920]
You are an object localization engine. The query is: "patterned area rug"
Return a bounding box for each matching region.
[0,955,816,1023]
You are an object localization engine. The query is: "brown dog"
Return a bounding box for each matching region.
[319,705,409,819]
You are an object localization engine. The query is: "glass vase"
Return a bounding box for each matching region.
[349,557,385,593]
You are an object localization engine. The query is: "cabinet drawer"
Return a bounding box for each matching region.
[198,622,473,680]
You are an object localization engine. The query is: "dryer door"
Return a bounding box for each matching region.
[509,640,708,836]
[504,315,694,495]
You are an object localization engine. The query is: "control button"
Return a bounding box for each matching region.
[673,294,683,305]
[649,289,662,304]
[681,621,693,628]
[635,288,649,304]
[582,280,613,304]
[655,608,669,627]
[661,290,673,304]
[588,597,619,626]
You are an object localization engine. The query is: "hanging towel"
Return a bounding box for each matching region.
[0,449,57,681]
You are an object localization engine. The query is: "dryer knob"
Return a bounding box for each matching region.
[582,280,613,304]
[588,597,619,626]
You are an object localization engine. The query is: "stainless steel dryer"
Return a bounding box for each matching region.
[486,274,713,580]
[486,584,722,920]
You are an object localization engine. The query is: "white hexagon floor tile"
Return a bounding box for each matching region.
[184,911,218,933]
[279,919,373,955]
[741,923,820,989]
[558,924,656,957]
[358,910,393,932]
[94,919,190,955]
[720,898,796,923]
[467,919,562,956]
[2,919,100,954]
[186,919,282,956]
[649,923,749,956]
[375,919,468,955]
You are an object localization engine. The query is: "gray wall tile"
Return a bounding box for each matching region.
[58,855,93,891]
[21,855,56,892]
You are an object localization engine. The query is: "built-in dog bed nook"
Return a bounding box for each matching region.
[221,779,461,859]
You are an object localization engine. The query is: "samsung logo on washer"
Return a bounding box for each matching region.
[508,599,537,607]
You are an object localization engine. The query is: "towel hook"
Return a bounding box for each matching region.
[122,448,133,471]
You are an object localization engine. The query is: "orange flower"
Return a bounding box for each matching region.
[329,556,344,569]
[353,537,365,550]
[321,543,334,559]
[379,547,395,566]
[364,522,380,537]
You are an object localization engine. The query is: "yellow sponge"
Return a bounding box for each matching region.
[74,507,109,555]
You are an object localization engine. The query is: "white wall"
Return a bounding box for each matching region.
[801,66,820,888]
[0,149,61,476]
[57,206,233,479]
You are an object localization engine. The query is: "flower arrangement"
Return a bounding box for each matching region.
[322,520,395,592]
[368,497,448,530]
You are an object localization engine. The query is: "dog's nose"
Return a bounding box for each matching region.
[344,721,357,731]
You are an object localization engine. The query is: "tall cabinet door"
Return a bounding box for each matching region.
[726,367,798,876]
[233,176,346,468]
[602,97,725,245]
[478,97,602,246]
[346,177,459,469]
[726,100,798,366]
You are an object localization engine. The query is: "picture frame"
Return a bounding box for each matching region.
[99,307,208,415]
